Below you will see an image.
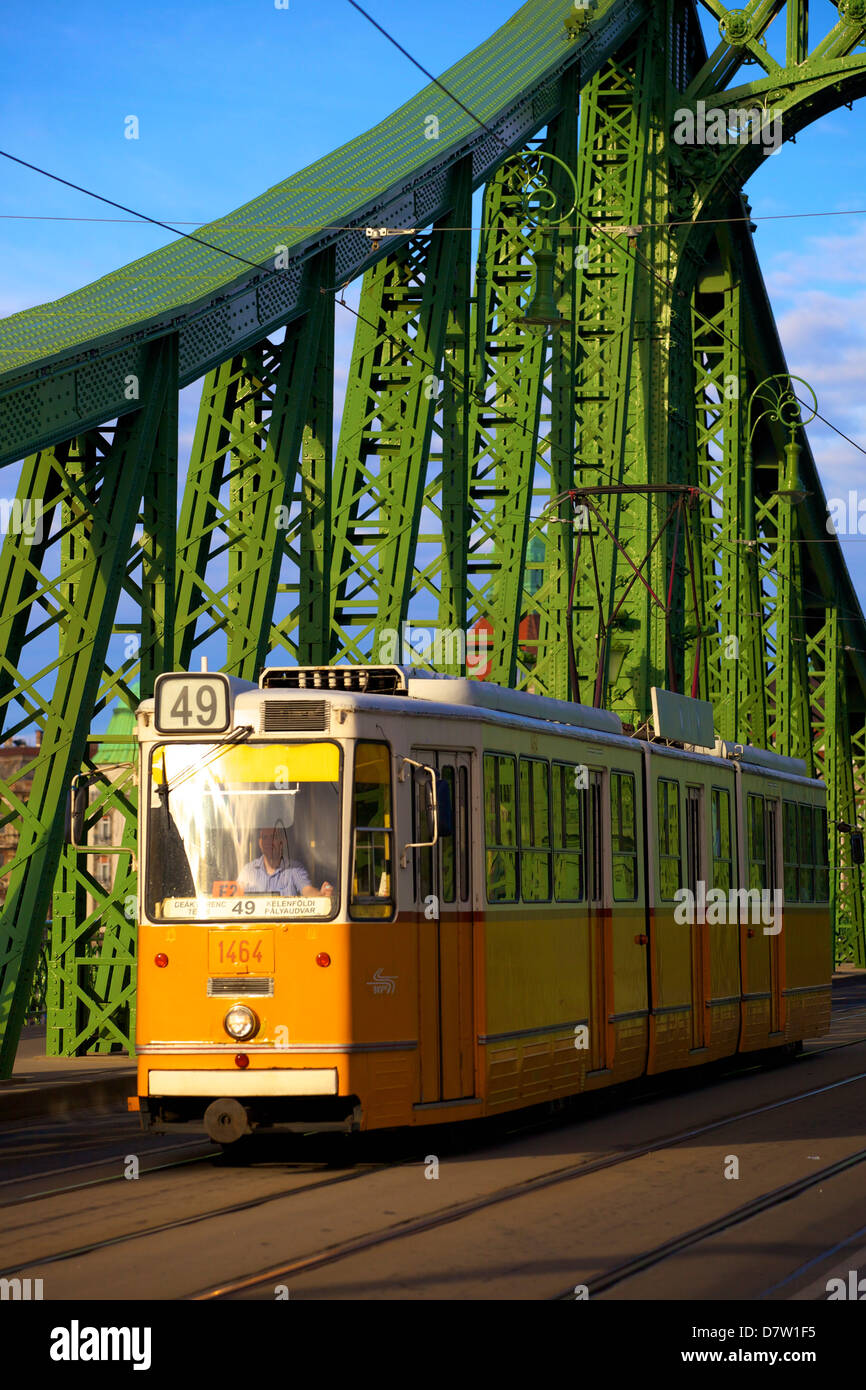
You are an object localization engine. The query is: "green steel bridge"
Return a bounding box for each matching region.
[2,0,866,1074]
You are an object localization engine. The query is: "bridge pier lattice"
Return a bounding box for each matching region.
[2,0,866,1069]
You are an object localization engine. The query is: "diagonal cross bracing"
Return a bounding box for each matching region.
[1,0,866,1068]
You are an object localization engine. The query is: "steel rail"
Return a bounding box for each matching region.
[0,1159,392,1279]
[552,1144,866,1300]
[0,1140,217,1208]
[189,1065,866,1300]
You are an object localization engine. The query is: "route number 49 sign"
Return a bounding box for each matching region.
[154,673,231,734]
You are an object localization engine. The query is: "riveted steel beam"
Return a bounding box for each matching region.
[462,154,551,686]
[0,0,654,469]
[329,168,471,666]
[0,336,177,1076]
[6,0,866,1068]
[175,260,333,678]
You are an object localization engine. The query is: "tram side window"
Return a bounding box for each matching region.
[484,754,518,903]
[711,787,732,892]
[519,758,551,902]
[799,803,815,903]
[440,766,456,904]
[814,806,830,902]
[610,772,637,901]
[747,794,766,891]
[411,771,433,905]
[782,802,829,905]
[458,766,470,901]
[553,763,584,902]
[657,779,681,901]
[350,742,394,920]
[782,800,799,901]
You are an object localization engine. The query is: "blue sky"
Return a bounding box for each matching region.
[1,0,865,723]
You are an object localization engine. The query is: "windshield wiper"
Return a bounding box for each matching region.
[157,724,253,805]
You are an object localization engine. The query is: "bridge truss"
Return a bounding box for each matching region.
[2,0,866,1071]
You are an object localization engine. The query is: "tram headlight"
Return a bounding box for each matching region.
[223,1005,259,1041]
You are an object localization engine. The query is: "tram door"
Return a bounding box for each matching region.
[765,800,783,1034]
[412,751,476,1103]
[685,786,707,1049]
[587,770,608,1073]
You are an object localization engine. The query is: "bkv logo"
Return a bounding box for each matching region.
[367,968,397,995]
[1,1277,43,1300]
[826,1271,866,1299]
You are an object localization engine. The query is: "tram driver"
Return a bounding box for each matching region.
[238,825,333,900]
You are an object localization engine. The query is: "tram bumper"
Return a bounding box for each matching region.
[139,1067,362,1138]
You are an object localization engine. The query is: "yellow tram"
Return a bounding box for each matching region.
[133,666,831,1143]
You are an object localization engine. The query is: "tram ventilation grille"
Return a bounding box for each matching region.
[207,977,274,997]
[262,700,328,732]
[261,665,408,695]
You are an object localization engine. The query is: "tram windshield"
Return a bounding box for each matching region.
[146,741,341,921]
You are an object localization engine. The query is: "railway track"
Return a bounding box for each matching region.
[0,1160,395,1283]
[184,1067,866,1299]
[3,995,865,1297]
[551,1145,866,1299]
[0,1140,217,1207]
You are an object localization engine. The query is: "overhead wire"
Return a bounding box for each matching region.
[3,206,866,230]
[344,0,511,154]
[328,271,866,648]
[2,7,865,648]
[0,149,275,275]
[336,0,866,652]
[337,0,866,463]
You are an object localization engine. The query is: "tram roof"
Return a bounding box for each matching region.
[136,668,817,782]
[255,665,623,735]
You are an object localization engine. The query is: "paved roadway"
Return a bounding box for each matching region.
[2,975,866,1301]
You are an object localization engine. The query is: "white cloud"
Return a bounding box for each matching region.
[761,227,866,499]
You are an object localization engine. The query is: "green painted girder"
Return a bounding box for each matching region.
[733,213,866,718]
[0,337,177,1076]
[293,286,335,667]
[46,344,177,1057]
[691,247,767,745]
[752,476,815,768]
[367,156,475,674]
[50,438,136,1057]
[174,263,332,677]
[688,0,866,99]
[463,158,550,687]
[425,160,474,667]
[50,767,138,1057]
[140,335,178,693]
[804,610,865,964]
[0,0,654,470]
[559,0,866,724]
[4,0,866,1071]
[565,24,670,717]
[328,169,472,663]
[848,716,866,965]
[521,74,580,701]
